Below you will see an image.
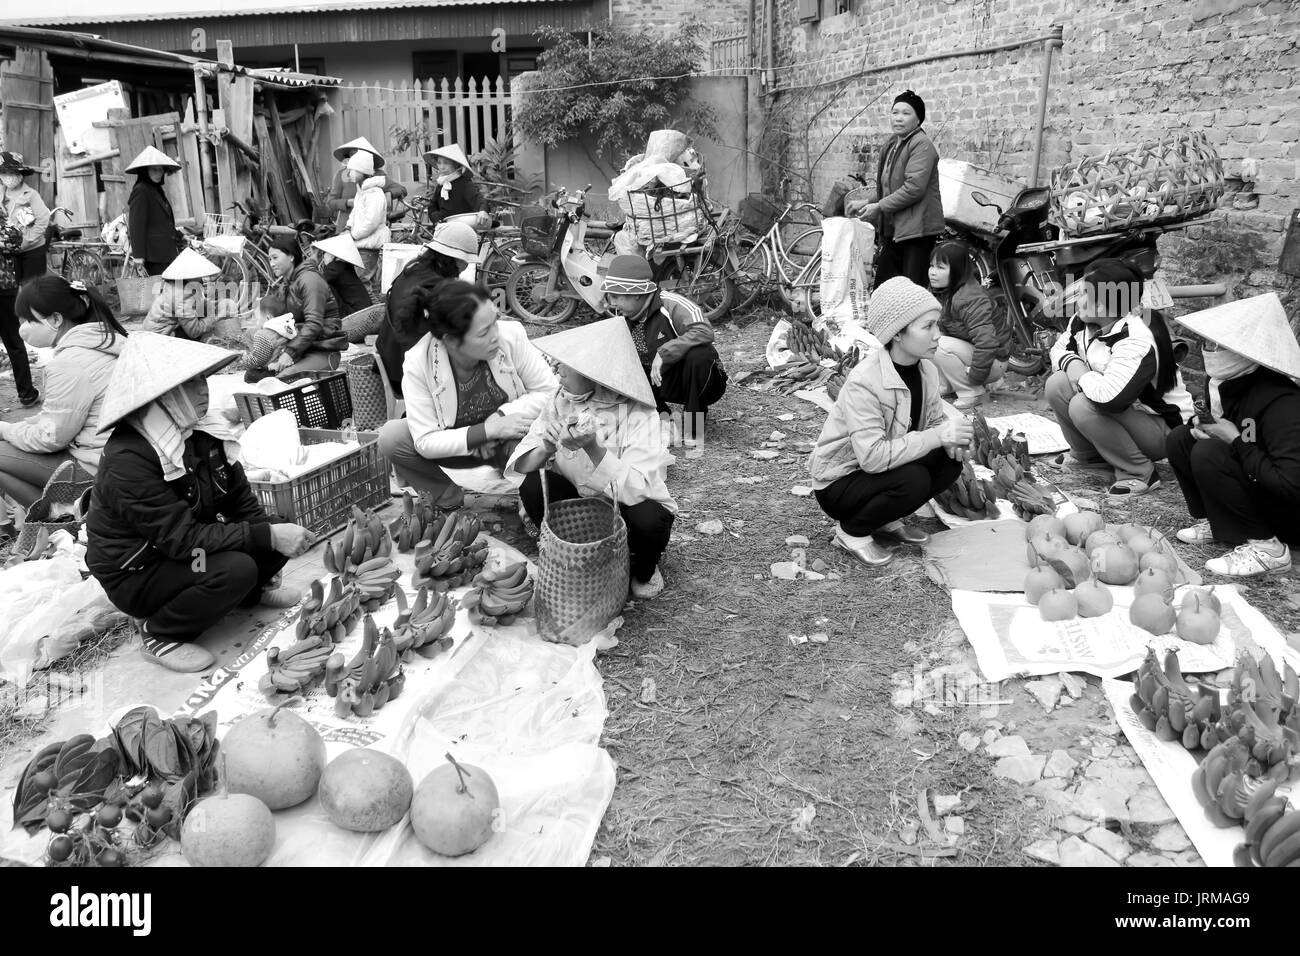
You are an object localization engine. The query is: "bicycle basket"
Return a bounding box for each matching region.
[621,180,707,248]
[521,214,563,257]
[204,213,242,238]
[739,193,783,234]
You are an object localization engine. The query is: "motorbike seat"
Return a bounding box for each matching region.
[1053,243,1114,267]
[60,229,83,241]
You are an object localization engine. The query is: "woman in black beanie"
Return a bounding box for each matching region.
[847,90,945,289]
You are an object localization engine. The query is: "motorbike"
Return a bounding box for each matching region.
[944,187,1206,377]
[504,185,619,325]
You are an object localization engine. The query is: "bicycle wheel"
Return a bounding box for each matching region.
[779,227,823,310]
[480,238,522,290]
[63,248,107,289]
[505,262,578,325]
[660,244,735,323]
[212,252,255,313]
[796,258,823,321]
[733,235,774,311]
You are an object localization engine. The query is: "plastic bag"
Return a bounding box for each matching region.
[0,558,98,682]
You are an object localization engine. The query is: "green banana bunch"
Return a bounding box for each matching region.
[327,615,405,718]
[411,513,489,590]
[293,576,364,645]
[258,634,336,697]
[1130,648,1223,750]
[344,554,402,607]
[323,507,394,576]
[462,561,535,626]
[391,586,456,659]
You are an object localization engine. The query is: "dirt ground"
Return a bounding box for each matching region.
[3,305,1299,867]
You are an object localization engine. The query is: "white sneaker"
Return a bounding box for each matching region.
[1204,541,1291,577]
[1176,519,1214,546]
[833,526,894,566]
[630,568,665,599]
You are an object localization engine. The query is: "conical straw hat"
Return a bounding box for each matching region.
[97,331,239,433]
[313,232,364,269]
[423,143,471,169]
[1173,293,1300,381]
[125,146,180,173]
[160,247,221,281]
[332,136,386,168]
[531,316,656,407]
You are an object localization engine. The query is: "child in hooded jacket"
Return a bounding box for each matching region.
[344,151,391,293]
[928,241,1010,410]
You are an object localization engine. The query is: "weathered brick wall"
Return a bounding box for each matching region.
[769,0,1300,311]
[610,0,752,36]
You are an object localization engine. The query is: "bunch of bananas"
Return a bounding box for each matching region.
[389,491,450,553]
[391,585,457,659]
[258,634,336,696]
[344,556,402,609]
[1216,654,1300,774]
[970,411,1033,473]
[786,319,844,363]
[412,512,489,591]
[325,615,405,719]
[826,372,846,402]
[323,507,393,576]
[294,576,364,645]
[1232,792,1300,867]
[1195,734,1299,836]
[770,357,832,394]
[1130,648,1224,749]
[934,460,1001,520]
[461,561,535,626]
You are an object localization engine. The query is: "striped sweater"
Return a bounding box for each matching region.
[1049,314,1193,428]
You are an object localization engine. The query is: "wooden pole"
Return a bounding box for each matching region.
[192,64,217,216]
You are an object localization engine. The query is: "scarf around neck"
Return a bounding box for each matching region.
[129,385,203,481]
[436,168,463,201]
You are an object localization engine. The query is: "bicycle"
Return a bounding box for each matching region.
[46,208,120,288]
[730,192,825,317]
[398,190,525,299]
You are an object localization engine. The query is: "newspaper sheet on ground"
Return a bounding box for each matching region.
[0,536,619,867]
[954,583,1289,682]
[1100,678,1299,869]
[984,413,1069,455]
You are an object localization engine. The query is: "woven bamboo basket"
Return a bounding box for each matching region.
[1050,130,1225,237]
[534,474,629,647]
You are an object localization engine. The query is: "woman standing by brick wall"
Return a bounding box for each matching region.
[847,91,945,289]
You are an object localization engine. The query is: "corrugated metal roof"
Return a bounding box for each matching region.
[2,0,573,26]
[0,24,343,87]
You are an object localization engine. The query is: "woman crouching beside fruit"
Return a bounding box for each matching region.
[85,332,315,673]
[1045,258,1192,499]
[807,277,970,567]
[507,317,677,600]
[379,280,558,510]
[1165,293,1300,577]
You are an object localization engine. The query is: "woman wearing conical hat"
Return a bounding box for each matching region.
[325,136,386,233]
[422,143,488,230]
[85,332,315,673]
[140,248,226,342]
[1167,293,1300,577]
[125,146,183,275]
[507,317,677,600]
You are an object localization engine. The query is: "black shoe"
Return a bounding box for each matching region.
[19,391,40,407]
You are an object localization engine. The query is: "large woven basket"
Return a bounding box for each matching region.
[1050,130,1225,237]
[535,474,629,646]
[343,351,389,430]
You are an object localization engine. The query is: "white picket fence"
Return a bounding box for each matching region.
[335,76,512,187]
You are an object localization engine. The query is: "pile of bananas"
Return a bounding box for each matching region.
[412,512,489,591]
[344,556,402,608]
[1232,791,1300,867]
[970,411,1033,473]
[1130,648,1224,749]
[391,585,457,659]
[933,460,1002,520]
[258,634,336,696]
[325,615,405,719]
[323,507,394,576]
[786,319,845,364]
[389,491,448,553]
[1195,735,1297,835]
[1217,654,1300,775]
[769,356,833,394]
[294,577,364,645]
[461,561,535,626]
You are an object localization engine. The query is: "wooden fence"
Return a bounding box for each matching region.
[335,77,512,188]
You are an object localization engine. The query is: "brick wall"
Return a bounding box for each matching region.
[769,0,1300,312]
[610,0,753,37]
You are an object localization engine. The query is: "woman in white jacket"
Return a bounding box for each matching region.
[378,280,556,511]
[507,317,677,599]
[343,150,390,293]
[0,277,128,538]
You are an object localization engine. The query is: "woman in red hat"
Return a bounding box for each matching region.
[600,255,727,446]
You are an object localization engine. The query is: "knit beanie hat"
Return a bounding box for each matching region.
[346,150,375,176]
[893,90,926,124]
[601,254,658,295]
[868,277,941,344]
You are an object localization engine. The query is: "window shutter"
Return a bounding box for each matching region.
[798,0,820,22]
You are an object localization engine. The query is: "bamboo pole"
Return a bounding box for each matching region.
[192,64,218,216]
